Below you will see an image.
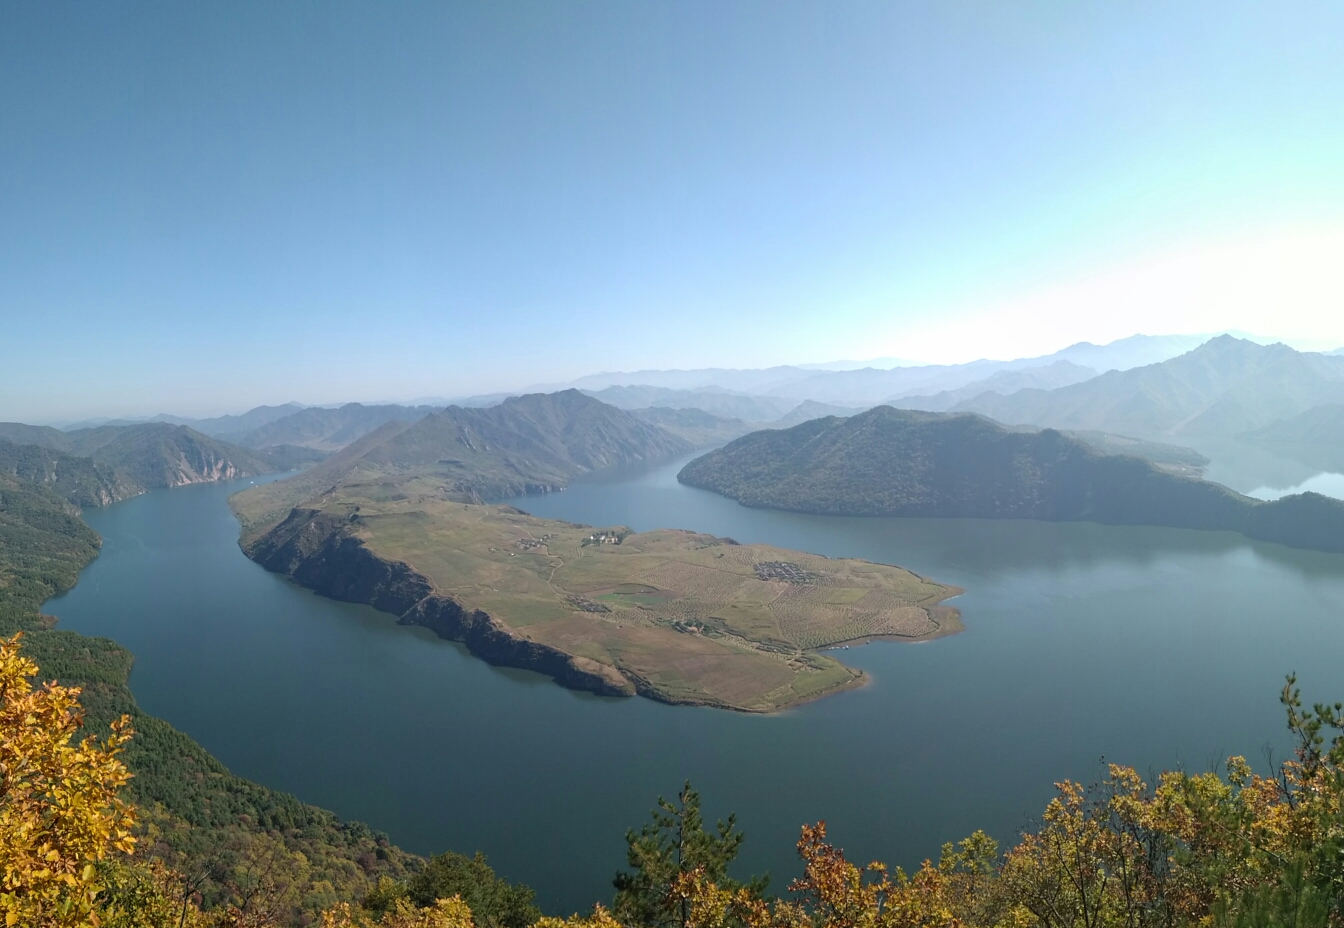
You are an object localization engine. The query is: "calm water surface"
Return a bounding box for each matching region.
[45,457,1344,914]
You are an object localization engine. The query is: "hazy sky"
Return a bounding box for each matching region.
[4,2,1344,421]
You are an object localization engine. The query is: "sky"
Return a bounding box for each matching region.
[3,1,1344,421]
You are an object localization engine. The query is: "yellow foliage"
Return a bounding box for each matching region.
[533,903,627,928]
[0,633,137,928]
[323,894,476,928]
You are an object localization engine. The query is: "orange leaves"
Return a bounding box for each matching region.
[0,634,138,928]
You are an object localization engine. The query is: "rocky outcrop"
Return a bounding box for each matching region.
[245,508,635,698]
[400,596,632,696]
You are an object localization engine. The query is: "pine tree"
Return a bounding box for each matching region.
[612,782,766,928]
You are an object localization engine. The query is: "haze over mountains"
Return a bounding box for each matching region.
[956,336,1344,439]
[678,407,1344,554]
[5,330,1344,530]
[541,333,1213,408]
[0,422,313,504]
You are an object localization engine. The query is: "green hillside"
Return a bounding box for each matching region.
[0,422,308,497]
[233,390,691,535]
[0,437,137,507]
[678,406,1344,553]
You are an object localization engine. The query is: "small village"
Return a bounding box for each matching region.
[582,530,626,546]
[754,560,815,584]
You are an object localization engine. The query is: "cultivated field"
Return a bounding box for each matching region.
[235,475,962,712]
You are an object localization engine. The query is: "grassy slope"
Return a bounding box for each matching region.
[0,470,421,920]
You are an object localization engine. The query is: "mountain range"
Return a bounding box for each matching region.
[0,422,310,502]
[897,360,1098,411]
[583,385,796,422]
[233,390,692,534]
[955,336,1344,439]
[545,333,1209,408]
[228,402,441,452]
[677,406,1344,553]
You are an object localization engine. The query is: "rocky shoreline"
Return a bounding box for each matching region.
[244,507,636,698]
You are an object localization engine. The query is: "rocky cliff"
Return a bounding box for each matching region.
[245,507,635,697]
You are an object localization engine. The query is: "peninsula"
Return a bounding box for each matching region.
[229,391,962,712]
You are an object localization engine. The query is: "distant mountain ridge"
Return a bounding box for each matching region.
[678,406,1344,554]
[233,390,692,534]
[0,421,296,499]
[955,336,1344,439]
[630,407,755,446]
[896,360,1098,411]
[544,334,1208,406]
[231,402,440,451]
[583,385,795,422]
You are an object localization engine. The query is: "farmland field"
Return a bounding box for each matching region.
[235,475,962,711]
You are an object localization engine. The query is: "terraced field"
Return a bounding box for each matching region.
[234,476,962,711]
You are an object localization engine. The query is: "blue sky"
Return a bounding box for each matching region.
[4,2,1344,420]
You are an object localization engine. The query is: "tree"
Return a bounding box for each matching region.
[0,633,137,927]
[322,895,476,928]
[407,851,540,928]
[614,782,767,928]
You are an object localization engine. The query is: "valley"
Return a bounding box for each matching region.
[8,332,1344,922]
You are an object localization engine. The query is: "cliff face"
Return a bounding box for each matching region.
[0,438,136,509]
[0,423,281,503]
[245,508,635,697]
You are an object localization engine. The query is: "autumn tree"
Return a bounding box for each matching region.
[322,894,476,928]
[0,633,137,927]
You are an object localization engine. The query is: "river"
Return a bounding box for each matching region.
[44,455,1344,915]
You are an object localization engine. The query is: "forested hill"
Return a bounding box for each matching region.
[361,389,692,484]
[678,406,1344,553]
[0,437,136,507]
[0,421,316,498]
[232,389,692,534]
